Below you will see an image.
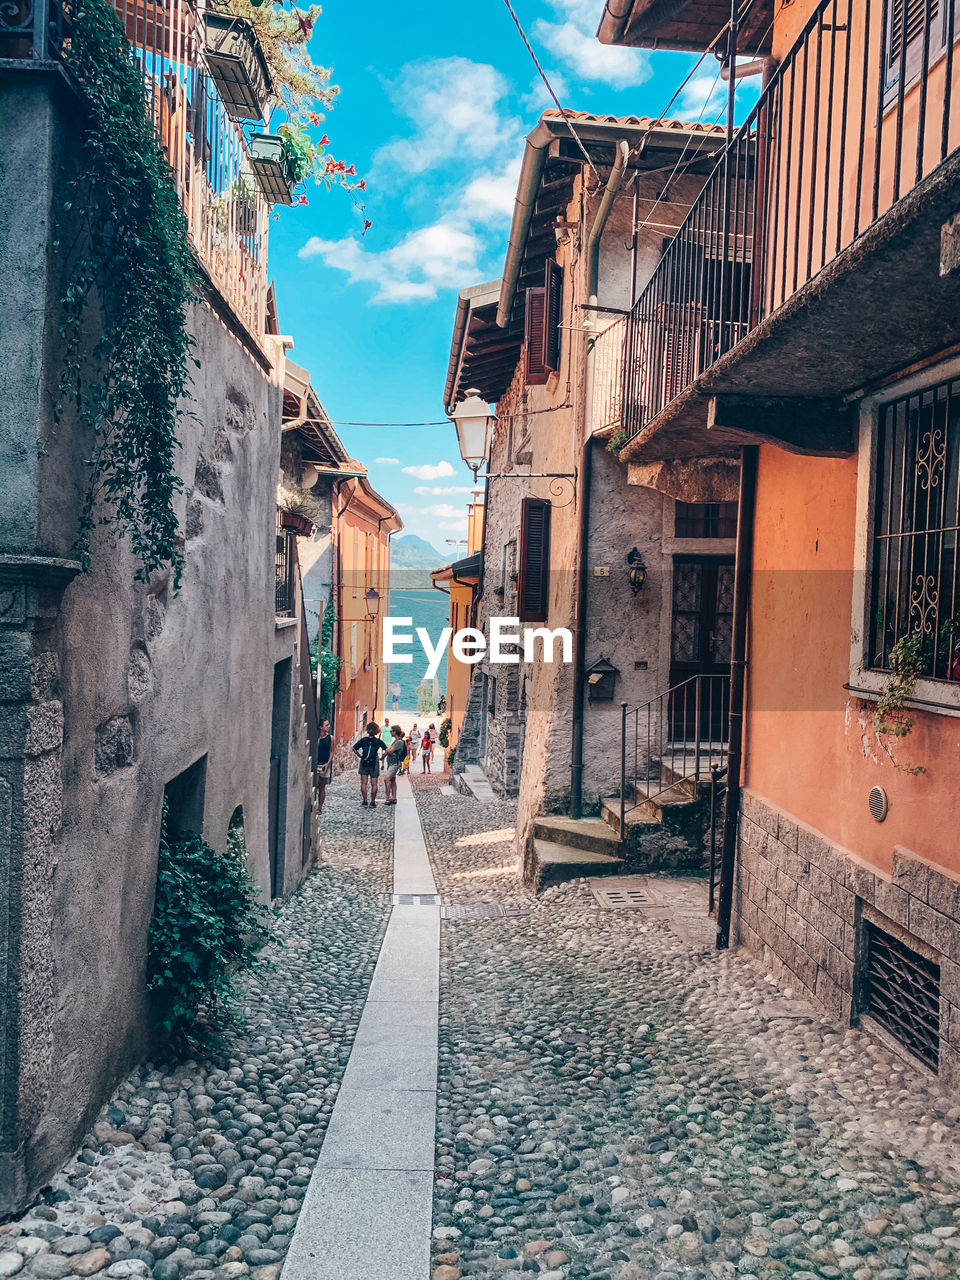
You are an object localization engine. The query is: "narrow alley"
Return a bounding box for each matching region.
[3,780,960,1280]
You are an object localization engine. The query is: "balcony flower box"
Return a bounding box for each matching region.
[249,133,297,205]
[203,12,272,123]
[280,510,315,538]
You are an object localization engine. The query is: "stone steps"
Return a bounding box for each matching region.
[531,838,624,888]
[532,815,624,855]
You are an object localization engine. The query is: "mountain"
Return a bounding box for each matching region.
[390,535,447,570]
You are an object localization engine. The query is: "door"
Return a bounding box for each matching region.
[669,556,734,741]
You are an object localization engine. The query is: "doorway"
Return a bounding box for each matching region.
[669,556,734,741]
[269,658,292,899]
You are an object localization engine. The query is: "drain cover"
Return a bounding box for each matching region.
[392,893,441,906]
[588,876,660,910]
[441,903,528,919]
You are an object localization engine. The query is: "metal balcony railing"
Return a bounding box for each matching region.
[590,315,626,433]
[623,0,960,442]
[1,0,269,335]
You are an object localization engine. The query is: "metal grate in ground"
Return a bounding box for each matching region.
[392,893,442,906]
[441,903,529,919]
[587,876,661,910]
[864,921,940,1070]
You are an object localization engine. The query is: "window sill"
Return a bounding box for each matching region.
[275,616,297,630]
[844,673,960,720]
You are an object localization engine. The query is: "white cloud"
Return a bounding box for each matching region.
[413,485,475,495]
[300,222,482,303]
[460,155,523,224]
[401,461,457,482]
[677,67,727,121]
[376,457,400,465]
[439,518,469,532]
[533,0,651,87]
[374,58,521,176]
[398,501,464,520]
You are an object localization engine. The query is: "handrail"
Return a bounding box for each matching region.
[618,672,730,834]
[623,0,960,441]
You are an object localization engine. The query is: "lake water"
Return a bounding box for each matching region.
[384,586,450,711]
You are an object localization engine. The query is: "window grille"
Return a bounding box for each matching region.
[863,921,940,1070]
[870,376,960,683]
[275,514,296,617]
[675,501,738,539]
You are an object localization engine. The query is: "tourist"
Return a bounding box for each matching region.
[420,729,433,774]
[408,723,422,768]
[383,725,405,804]
[316,718,332,813]
[380,718,392,755]
[352,721,385,807]
[427,721,442,770]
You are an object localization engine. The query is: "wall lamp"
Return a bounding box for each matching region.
[626,548,646,595]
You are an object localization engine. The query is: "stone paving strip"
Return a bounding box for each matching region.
[0,778,393,1280]
[409,775,960,1280]
[281,772,439,1280]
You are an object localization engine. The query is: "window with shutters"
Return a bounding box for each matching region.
[524,260,563,386]
[518,497,551,623]
[884,0,945,100]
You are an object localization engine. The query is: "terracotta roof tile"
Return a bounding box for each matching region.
[541,108,727,134]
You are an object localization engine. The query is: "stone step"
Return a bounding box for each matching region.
[531,838,624,888]
[633,782,698,823]
[600,798,661,837]
[532,815,623,855]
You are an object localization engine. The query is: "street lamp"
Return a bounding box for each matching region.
[364,587,381,618]
[450,388,493,482]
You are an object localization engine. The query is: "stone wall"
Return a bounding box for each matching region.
[736,790,960,1091]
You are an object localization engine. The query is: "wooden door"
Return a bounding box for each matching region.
[669,556,734,741]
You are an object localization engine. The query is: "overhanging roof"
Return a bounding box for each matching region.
[431,551,482,584]
[597,0,774,55]
[282,358,350,467]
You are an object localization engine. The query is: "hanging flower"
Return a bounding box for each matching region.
[318,134,330,146]
[358,178,366,192]
[344,163,356,176]
[363,219,372,234]
[309,113,321,126]
[296,194,309,205]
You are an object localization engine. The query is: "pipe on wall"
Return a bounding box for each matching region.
[715,444,758,950]
[570,139,630,819]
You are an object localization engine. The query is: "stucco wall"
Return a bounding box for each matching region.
[0,69,315,1211]
[745,442,960,877]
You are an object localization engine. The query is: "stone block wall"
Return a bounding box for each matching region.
[736,790,960,1092]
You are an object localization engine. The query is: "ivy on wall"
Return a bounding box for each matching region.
[59,0,201,586]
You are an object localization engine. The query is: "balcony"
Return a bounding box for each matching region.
[620,0,960,462]
[1,0,270,337]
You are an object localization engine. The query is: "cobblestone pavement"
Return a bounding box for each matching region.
[412,776,960,1280]
[0,776,392,1280]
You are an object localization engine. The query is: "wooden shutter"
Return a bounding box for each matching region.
[544,260,562,373]
[524,286,548,385]
[518,497,551,623]
[889,0,938,63]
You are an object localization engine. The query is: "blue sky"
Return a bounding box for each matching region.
[268,0,741,549]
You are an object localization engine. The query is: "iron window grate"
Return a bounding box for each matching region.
[864,922,940,1070]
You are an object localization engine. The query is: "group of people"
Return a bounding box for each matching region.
[353,719,440,807]
[314,717,443,812]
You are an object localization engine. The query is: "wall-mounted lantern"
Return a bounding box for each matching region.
[585,655,620,702]
[364,587,381,619]
[626,547,646,595]
[450,388,494,482]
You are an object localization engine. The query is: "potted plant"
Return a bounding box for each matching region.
[249,132,298,205]
[232,174,259,237]
[203,10,273,122]
[493,585,505,600]
[279,509,314,537]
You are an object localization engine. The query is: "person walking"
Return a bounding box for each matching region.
[316,718,332,813]
[420,729,433,774]
[408,723,422,769]
[382,725,405,804]
[352,721,385,807]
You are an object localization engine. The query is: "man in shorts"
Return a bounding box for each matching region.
[353,721,386,807]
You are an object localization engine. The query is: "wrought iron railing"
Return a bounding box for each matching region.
[623,0,960,441]
[275,513,295,617]
[1,0,269,334]
[618,673,730,834]
[590,315,626,433]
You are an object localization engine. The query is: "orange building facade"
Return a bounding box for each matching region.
[604,0,960,1085]
[333,474,402,753]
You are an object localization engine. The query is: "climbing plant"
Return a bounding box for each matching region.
[60,0,202,586]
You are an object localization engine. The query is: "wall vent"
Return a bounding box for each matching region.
[868,785,888,822]
[864,921,940,1070]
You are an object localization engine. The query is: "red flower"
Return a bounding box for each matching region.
[363,219,373,233]
[318,134,330,146]
[324,157,336,172]
[358,179,366,192]
[344,164,356,176]
[309,113,320,126]
[334,160,346,173]
[296,194,309,205]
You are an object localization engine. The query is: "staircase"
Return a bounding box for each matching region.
[526,675,729,889]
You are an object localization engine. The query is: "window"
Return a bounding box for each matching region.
[675,501,738,539]
[861,920,940,1070]
[275,513,295,616]
[870,376,960,683]
[885,0,945,98]
[524,260,563,385]
[518,497,551,623]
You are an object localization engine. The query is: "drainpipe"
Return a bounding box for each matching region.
[570,138,630,819]
[715,444,758,950]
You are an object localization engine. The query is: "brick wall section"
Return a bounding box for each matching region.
[736,790,960,1092]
